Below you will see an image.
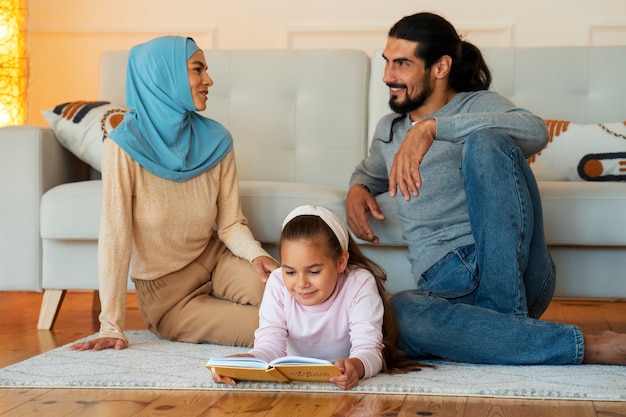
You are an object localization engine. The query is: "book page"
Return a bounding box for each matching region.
[206,357,269,369]
[269,356,334,366]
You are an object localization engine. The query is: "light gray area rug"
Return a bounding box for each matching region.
[1,330,624,401]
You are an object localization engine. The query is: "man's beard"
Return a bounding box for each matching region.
[388,71,432,114]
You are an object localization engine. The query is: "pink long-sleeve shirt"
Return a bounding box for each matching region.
[248,266,384,379]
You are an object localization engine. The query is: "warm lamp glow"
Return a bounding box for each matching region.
[0,0,27,127]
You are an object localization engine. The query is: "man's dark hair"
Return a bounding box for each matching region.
[389,12,491,92]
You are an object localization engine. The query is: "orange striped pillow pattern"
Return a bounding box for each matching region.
[528,120,626,181]
[42,101,128,172]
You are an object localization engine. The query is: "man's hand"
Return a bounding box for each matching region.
[252,256,280,283]
[389,118,436,201]
[345,184,385,244]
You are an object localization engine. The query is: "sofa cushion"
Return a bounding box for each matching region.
[529,120,626,182]
[538,181,626,245]
[40,179,349,244]
[99,49,370,189]
[353,185,626,248]
[41,101,127,172]
[40,180,102,240]
[237,180,347,244]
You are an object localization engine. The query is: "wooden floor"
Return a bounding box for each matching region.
[1,291,625,416]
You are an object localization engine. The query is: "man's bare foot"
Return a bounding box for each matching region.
[583,330,626,365]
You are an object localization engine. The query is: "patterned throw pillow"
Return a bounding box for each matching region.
[528,120,626,181]
[41,101,127,172]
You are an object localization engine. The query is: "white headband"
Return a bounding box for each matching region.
[282,205,349,252]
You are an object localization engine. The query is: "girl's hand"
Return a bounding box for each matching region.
[69,337,127,351]
[210,353,254,387]
[330,358,364,390]
[211,368,237,387]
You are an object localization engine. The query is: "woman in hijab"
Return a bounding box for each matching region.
[70,36,279,351]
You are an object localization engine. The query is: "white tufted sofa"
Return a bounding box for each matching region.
[1,46,625,330]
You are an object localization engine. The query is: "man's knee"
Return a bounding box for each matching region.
[390,290,440,357]
[462,129,523,180]
[390,290,432,323]
[464,128,517,160]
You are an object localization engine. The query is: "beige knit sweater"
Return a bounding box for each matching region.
[98,139,270,342]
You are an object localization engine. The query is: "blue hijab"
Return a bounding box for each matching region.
[109,36,232,182]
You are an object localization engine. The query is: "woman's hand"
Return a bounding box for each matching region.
[330,357,365,390]
[252,256,280,283]
[69,337,127,351]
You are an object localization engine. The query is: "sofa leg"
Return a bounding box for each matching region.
[37,289,66,330]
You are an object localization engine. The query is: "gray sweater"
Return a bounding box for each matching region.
[350,90,549,280]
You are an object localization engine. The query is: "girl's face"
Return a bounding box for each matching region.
[187,49,213,111]
[280,237,349,307]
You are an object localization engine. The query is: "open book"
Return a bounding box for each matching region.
[206,355,342,383]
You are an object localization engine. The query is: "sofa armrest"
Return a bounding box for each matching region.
[0,126,90,291]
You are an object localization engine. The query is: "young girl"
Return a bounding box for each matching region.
[212,205,425,390]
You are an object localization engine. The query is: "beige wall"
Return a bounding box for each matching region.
[26,0,626,126]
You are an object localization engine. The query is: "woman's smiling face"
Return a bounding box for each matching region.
[187,49,213,111]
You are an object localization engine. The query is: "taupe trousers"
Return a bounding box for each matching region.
[132,235,265,347]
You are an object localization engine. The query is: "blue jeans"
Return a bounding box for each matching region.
[390,129,585,365]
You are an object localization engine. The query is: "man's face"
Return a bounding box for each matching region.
[382,37,432,114]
